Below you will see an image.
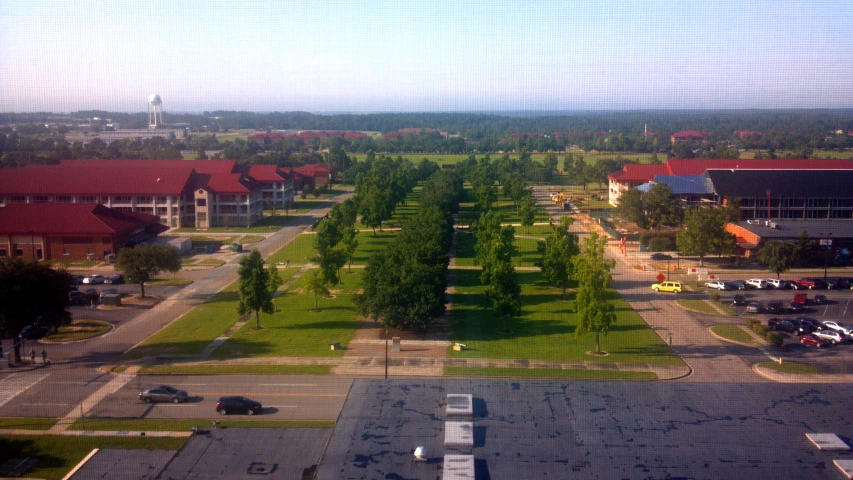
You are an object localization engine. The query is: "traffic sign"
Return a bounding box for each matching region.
[656,273,666,282]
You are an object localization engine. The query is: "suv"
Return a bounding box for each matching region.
[768,318,797,333]
[727,281,755,290]
[216,396,262,416]
[765,300,785,314]
[793,293,810,305]
[652,281,682,293]
[822,321,852,337]
[104,274,124,284]
[746,279,769,289]
[746,301,763,313]
[766,279,789,289]
[732,294,747,306]
[69,290,87,306]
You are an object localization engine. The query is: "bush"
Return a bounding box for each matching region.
[312,189,321,198]
[640,230,679,249]
[709,291,720,302]
[752,324,769,337]
[300,191,307,199]
[745,318,761,329]
[766,332,784,346]
[648,236,677,252]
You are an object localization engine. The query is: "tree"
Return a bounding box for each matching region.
[304,270,329,311]
[613,188,648,229]
[755,241,796,278]
[644,183,683,229]
[486,260,521,333]
[237,249,275,329]
[676,207,737,266]
[115,244,181,298]
[572,233,616,354]
[340,226,359,273]
[536,227,579,294]
[794,229,816,261]
[0,258,73,363]
[519,195,536,233]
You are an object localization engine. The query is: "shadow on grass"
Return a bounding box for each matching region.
[274,320,361,330]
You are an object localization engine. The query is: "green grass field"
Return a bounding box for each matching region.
[0,435,187,480]
[0,417,58,430]
[44,319,111,342]
[267,230,399,266]
[351,151,668,170]
[67,418,334,431]
[676,299,720,315]
[710,325,760,346]
[210,270,364,358]
[453,231,543,268]
[448,270,683,365]
[758,361,820,374]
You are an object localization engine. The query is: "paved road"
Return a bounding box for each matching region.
[0,191,352,419]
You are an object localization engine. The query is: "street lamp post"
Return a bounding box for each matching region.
[384,327,389,379]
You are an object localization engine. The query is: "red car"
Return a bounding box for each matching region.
[800,334,829,348]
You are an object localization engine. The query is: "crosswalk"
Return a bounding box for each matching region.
[0,372,50,409]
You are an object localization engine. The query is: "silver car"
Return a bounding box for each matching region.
[813,330,845,345]
[139,385,189,404]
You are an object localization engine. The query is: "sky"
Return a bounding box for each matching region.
[1,0,852,113]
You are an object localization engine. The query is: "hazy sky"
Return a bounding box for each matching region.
[1,0,852,113]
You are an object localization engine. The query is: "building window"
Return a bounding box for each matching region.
[15,249,23,257]
[87,248,94,255]
[138,196,153,204]
[101,196,110,203]
[63,248,70,255]
[0,249,6,257]
[56,196,72,203]
[80,196,96,203]
[197,212,207,222]
[33,196,49,203]
[196,199,207,207]
[11,196,26,203]
[157,196,167,204]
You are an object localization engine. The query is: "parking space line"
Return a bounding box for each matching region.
[844,299,850,317]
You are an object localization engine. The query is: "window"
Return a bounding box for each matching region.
[196,198,207,207]
[138,196,153,204]
[11,196,25,203]
[87,248,94,255]
[0,249,6,257]
[63,247,70,255]
[80,196,96,203]
[15,249,23,257]
[197,212,206,222]
[157,196,167,204]
[55,196,72,203]
[33,196,49,203]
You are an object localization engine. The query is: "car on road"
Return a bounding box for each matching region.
[766,279,790,289]
[787,301,805,314]
[82,274,105,284]
[768,318,796,333]
[650,253,673,261]
[800,334,829,348]
[813,294,828,305]
[822,321,853,337]
[68,290,87,306]
[704,281,729,290]
[765,300,786,314]
[727,281,756,290]
[652,281,682,293]
[732,294,747,306]
[746,279,770,289]
[813,329,845,344]
[71,275,85,285]
[139,385,189,404]
[834,277,853,289]
[104,274,124,284]
[793,293,810,305]
[216,396,262,415]
[19,325,50,340]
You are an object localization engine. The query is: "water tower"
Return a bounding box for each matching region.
[148,94,164,129]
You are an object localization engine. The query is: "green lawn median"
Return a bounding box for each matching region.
[44,319,111,342]
[758,361,821,374]
[67,418,334,431]
[710,325,761,346]
[138,364,331,375]
[0,417,58,430]
[677,299,721,315]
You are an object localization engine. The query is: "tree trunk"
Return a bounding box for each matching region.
[315,294,318,310]
[595,331,601,353]
[140,281,146,298]
[256,311,260,329]
[699,255,704,267]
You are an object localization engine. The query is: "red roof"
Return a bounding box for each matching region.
[667,158,853,175]
[293,164,333,177]
[671,131,707,139]
[733,130,763,137]
[59,159,237,174]
[201,173,258,194]
[244,165,289,183]
[1,166,194,196]
[607,164,668,182]
[0,203,164,235]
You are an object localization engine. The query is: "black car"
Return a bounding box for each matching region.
[728,281,756,291]
[768,318,797,333]
[650,253,673,261]
[797,317,825,332]
[100,288,119,300]
[813,294,828,305]
[216,396,262,416]
[104,274,124,284]
[836,278,853,289]
[19,325,50,340]
[69,290,87,306]
[787,301,805,314]
[83,288,99,302]
[765,300,785,314]
[71,275,85,285]
[732,294,747,306]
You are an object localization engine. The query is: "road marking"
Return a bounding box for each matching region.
[176,384,208,386]
[822,304,830,317]
[196,392,346,398]
[259,384,317,387]
[32,403,70,406]
[0,372,51,409]
[844,299,850,317]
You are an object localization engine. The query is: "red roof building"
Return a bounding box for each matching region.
[733,130,763,138]
[670,131,709,145]
[0,203,167,261]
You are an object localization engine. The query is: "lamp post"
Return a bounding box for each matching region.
[384,327,389,379]
[28,230,35,261]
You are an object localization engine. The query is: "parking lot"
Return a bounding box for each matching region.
[67,282,186,326]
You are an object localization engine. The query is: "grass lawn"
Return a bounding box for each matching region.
[758,361,821,374]
[0,435,186,480]
[147,276,194,286]
[138,364,330,375]
[676,299,720,315]
[267,230,399,266]
[351,152,667,169]
[172,214,298,234]
[0,417,58,430]
[710,325,760,346]
[44,319,111,342]
[240,235,265,244]
[457,196,550,227]
[449,270,683,365]
[120,281,241,360]
[453,231,543,268]
[444,367,657,380]
[210,270,363,358]
[195,259,225,267]
[711,300,737,316]
[67,418,334,431]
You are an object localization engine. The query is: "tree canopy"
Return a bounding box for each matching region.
[115,244,181,298]
[572,233,616,354]
[676,207,737,266]
[237,249,277,329]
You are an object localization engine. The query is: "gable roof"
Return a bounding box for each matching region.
[0,203,165,235]
[706,169,853,198]
[242,165,290,183]
[667,158,853,176]
[671,131,708,139]
[0,166,194,196]
[607,164,668,182]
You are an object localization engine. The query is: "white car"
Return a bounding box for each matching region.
[766,279,787,289]
[813,330,845,344]
[82,274,105,284]
[704,281,729,290]
[746,278,769,289]
[822,321,853,337]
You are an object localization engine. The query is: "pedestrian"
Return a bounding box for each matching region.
[30,348,36,364]
[41,349,48,365]
[285,259,290,268]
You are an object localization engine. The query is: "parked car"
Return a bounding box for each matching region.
[746,302,763,313]
[83,288,100,302]
[216,396,262,416]
[787,301,805,314]
[727,281,756,290]
[71,275,85,285]
[704,281,729,290]
[766,278,789,289]
[813,329,845,344]
[797,317,825,332]
[19,325,50,340]
[68,290,87,306]
[793,293,810,305]
[835,278,853,289]
[800,334,829,348]
[825,279,840,290]
[82,274,105,284]
[822,321,853,337]
[650,253,673,261]
[768,318,796,333]
[139,385,188,404]
[746,278,770,289]
[795,278,827,290]
[652,281,682,293]
[765,300,785,314]
[732,294,747,306]
[104,274,124,284]
[813,294,828,305]
[100,288,119,300]
[790,281,809,290]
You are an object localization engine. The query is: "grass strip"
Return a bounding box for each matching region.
[711,300,737,316]
[676,299,720,315]
[147,277,194,286]
[44,319,111,342]
[758,361,821,374]
[0,417,58,430]
[711,325,760,346]
[444,366,657,380]
[0,435,187,480]
[67,418,334,431]
[137,364,331,375]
